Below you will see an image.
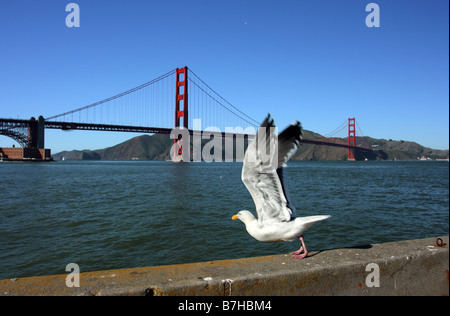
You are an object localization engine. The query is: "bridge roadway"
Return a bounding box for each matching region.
[1,118,372,152]
[46,121,372,151]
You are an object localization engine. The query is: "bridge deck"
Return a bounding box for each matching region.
[1,118,372,151]
[43,120,372,151]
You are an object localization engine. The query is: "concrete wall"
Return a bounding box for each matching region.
[1,236,448,296]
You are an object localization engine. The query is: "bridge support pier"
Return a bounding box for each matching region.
[0,116,50,161]
[37,116,45,149]
[27,116,45,149]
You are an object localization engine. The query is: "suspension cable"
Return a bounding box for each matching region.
[356,121,365,138]
[323,119,348,138]
[46,69,177,121]
[188,68,260,126]
[188,79,258,128]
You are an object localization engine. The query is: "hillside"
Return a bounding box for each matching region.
[358,137,449,160]
[53,134,172,161]
[293,135,449,161]
[52,131,449,161]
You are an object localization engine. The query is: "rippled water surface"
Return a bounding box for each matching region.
[0,160,448,279]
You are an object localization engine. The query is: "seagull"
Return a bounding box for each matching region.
[232,114,330,259]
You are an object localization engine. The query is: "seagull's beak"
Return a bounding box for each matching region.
[232,215,238,220]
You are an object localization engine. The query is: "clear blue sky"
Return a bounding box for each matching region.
[0,0,448,153]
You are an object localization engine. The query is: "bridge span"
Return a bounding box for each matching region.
[1,66,372,161]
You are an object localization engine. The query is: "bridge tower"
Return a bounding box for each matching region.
[27,116,45,149]
[348,118,356,161]
[173,67,189,160]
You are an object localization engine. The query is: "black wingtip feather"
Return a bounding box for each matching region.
[279,121,303,144]
[261,114,275,128]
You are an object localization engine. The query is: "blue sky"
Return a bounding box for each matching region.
[0,0,448,152]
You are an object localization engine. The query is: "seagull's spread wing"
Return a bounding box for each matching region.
[276,120,303,216]
[277,121,303,168]
[242,115,302,223]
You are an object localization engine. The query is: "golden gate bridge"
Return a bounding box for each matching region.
[0,66,372,161]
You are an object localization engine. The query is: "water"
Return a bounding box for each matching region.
[0,160,448,280]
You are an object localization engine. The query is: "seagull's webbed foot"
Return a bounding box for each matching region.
[290,247,303,255]
[291,235,308,259]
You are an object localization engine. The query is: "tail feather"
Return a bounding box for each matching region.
[296,215,331,231]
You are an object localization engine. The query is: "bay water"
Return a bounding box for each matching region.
[0,160,448,280]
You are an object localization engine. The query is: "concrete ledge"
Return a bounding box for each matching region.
[1,236,448,296]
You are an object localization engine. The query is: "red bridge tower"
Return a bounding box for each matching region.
[348,118,356,161]
[173,67,188,159]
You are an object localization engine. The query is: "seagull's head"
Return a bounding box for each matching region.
[232,211,256,224]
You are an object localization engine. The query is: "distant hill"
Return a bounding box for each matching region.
[52,131,449,161]
[357,137,449,160]
[53,134,172,161]
[293,135,449,161]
